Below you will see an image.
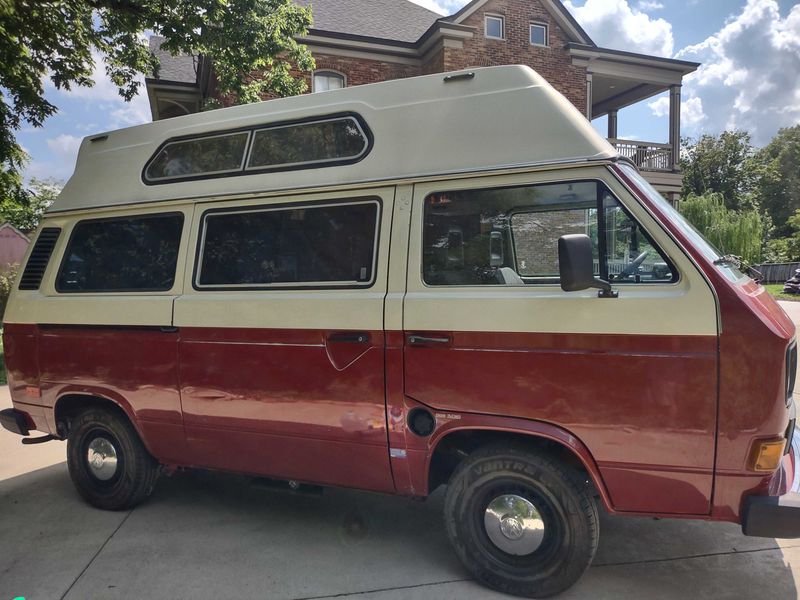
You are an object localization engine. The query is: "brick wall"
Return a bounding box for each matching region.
[513,210,587,276]
[208,0,588,115]
[441,0,587,111]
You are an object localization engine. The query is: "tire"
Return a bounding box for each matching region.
[66,407,159,511]
[444,444,599,598]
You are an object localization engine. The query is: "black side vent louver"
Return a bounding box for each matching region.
[19,228,61,290]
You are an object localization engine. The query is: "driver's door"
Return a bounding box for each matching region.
[402,168,719,515]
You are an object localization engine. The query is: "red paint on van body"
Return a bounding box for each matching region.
[613,164,796,519]
[404,331,718,514]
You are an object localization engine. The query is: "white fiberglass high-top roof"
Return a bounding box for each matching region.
[51,65,618,213]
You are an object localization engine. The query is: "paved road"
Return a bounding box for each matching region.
[2,302,800,599]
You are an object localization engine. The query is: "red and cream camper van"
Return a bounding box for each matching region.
[2,66,797,598]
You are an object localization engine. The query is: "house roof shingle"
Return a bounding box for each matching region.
[295,0,441,43]
[148,36,198,84]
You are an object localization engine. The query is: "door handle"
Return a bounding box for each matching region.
[408,335,451,346]
[328,331,371,344]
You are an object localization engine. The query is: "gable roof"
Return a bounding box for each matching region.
[295,0,441,44]
[445,0,594,46]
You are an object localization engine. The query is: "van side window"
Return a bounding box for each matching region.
[422,181,676,286]
[196,200,379,289]
[57,214,183,293]
[145,132,250,181]
[246,117,368,170]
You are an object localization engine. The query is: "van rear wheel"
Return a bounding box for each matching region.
[66,407,159,511]
[443,444,598,598]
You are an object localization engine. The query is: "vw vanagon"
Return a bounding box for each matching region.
[2,66,798,598]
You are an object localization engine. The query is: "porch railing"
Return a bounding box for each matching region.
[609,139,674,172]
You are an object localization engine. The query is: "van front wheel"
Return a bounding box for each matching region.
[444,445,598,598]
[67,407,159,511]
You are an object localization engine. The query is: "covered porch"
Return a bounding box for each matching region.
[568,44,700,202]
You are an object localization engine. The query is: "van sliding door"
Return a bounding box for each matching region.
[173,188,395,493]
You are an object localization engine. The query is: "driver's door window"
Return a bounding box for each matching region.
[422,180,675,286]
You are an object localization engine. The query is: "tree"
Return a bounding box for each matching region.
[756,125,800,237]
[0,0,315,200]
[680,131,763,212]
[0,178,61,230]
[679,192,765,264]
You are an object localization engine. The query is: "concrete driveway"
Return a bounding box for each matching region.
[2,302,800,599]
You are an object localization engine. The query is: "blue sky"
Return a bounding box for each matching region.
[17,0,800,184]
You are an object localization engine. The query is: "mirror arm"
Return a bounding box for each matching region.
[594,279,619,299]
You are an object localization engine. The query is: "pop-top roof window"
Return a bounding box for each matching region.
[143,114,371,184]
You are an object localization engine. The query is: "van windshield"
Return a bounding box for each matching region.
[617,163,747,282]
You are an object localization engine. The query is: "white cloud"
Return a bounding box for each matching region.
[46,133,82,160]
[407,0,468,16]
[675,0,800,144]
[637,1,664,11]
[563,0,674,57]
[649,95,706,126]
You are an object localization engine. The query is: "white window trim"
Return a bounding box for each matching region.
[312,69,347,93]
[484,14,505,40]
[530,22,549,47]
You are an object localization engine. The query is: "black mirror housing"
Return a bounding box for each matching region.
[558,234,617,298]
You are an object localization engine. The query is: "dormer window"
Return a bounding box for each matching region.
[530,23,549,47]
[485,15,505,40]
[313,70,346,92]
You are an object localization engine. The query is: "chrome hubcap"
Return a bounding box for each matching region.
[86,437,118,481]
[484,494,545,555]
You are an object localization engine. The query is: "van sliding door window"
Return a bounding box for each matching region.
[57,214,183,293]
[196,200,380,289]
[422,181,676,286]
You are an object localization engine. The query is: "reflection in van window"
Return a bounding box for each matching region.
[198,201,379,288]
[246,117,368,170]
[57,214,183,292]
[423,181,675,286]
[145,132,250,181]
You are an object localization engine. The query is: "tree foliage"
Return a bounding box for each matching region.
[0,178,61,230]
[0,0,315,200]
[756,125,800,237]
[680,131,764,212]
[679,192,765,264]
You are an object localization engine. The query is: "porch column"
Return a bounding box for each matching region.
[586,72,593,120]
[608,109,618,140]
[669,84,681,171]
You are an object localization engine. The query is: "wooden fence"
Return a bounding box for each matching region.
[754,262,800,283]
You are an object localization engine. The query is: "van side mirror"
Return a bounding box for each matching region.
[558,234,618,298]
[489,231,504,267]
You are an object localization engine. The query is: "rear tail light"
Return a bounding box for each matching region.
[788,342,797,407]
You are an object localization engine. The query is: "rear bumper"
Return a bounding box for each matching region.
[0,408,31,436]
[742,492,800,538]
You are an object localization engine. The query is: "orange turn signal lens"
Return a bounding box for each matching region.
[748,439,787,472]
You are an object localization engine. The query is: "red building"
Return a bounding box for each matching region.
[145,0,698,201]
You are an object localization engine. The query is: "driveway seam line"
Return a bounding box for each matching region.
[593,544,800,568]
[289,578,473,599]
[58,508,134,600]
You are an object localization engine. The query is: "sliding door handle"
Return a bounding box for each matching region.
[328,331,371,344]
[408,335,451,346]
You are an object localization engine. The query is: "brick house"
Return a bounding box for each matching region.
[145,0,699,200]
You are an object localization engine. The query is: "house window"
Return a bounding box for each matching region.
[313,71,346,92]
[485,15,505,40]
[530,23,549,47]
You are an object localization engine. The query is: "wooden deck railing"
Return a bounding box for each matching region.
[609,139,674,172]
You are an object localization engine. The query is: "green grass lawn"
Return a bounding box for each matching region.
[765,283,800,302]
